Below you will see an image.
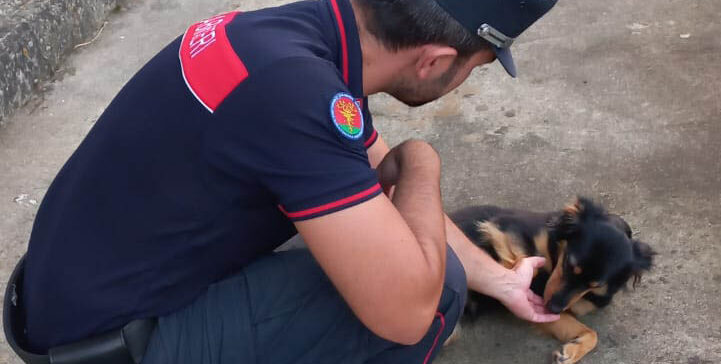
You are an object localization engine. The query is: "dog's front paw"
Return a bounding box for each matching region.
[552,339,582,364]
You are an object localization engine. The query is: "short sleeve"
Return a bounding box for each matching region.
[205,57,381,221]
[359,97,379,149]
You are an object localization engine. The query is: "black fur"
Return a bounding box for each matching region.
[450,197,655,318]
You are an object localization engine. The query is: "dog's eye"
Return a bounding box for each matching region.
[566,255,582,275]
[568,254,578,267]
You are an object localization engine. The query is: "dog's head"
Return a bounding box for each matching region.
[543,197,655,314]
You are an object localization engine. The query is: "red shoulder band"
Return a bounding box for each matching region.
[179,12,247,113]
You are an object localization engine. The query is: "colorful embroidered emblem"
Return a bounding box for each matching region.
[330,93,364,140]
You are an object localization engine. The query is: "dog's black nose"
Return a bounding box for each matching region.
[547,301,564,314]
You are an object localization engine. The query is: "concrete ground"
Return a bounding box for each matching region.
[1,0,719,363]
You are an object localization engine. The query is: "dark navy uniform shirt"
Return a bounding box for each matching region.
[23,0,382,351]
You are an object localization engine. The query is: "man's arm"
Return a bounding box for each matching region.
[295,140,447,345]
[367,135,559,323]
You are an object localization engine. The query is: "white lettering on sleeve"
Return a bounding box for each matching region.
[188,15,226,59]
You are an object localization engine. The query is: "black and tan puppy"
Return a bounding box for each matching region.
[450,197,655,364]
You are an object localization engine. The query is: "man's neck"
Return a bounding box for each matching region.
[351,1,416,96]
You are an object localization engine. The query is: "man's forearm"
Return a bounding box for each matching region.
[370,137,495,298]
[444,214,511,298]
[389,142,447,294]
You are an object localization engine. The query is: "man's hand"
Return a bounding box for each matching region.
[494,257,560,323]
[295,139,447,345]
[375,139,440,196]
[376,150,400,196]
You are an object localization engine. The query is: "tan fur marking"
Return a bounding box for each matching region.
[567,285,607,316]
[563,199,581,216]
[564,289,592,311]
[533,229,552,272]
[537,313,598,364]
[573,266,583,275]
[590,285,608,296]
[563,205,579,216]
[570,299,597,316]
[544,249,565,303]
[476,221,527,269]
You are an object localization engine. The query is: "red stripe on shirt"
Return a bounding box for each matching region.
[364,129,378,148]
[423,312,446,364]
[279,183,381,219]
[330,0,349,85]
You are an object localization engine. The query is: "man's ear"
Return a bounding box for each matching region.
[415,45,458,81]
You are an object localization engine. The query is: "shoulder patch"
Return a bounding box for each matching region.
[330,93,364,140]
[179,11,247,113]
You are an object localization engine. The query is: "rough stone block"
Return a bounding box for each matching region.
[0,0,133,122]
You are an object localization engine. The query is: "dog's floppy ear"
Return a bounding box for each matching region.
[554,197,591,236]
[553,197,583,235]
[631,239,655,287]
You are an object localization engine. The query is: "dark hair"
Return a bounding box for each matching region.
[353,0,490,58]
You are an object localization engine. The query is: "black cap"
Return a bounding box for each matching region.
[435,0,558,77]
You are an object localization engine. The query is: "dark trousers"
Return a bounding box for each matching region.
[141,245,467,364]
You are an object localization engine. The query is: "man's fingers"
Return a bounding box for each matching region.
[509,294,560,323]
[531,312,561,323]
[510,292,560,323]
[526,290,544,305]
[529,301,560,323]
[521,256,546,269]
[528,299,543,309]
[516,306,557,323]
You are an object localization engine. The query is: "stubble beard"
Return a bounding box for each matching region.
[386,61,461,107]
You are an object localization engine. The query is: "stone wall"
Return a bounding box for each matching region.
[0,0,133,123]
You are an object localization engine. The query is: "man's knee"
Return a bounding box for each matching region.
[398,246,466,364]
[438,245,467,328]
[444,244,467,306]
